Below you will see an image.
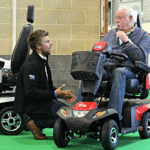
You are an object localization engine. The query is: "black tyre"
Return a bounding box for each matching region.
[139,112,150,139]
[53,118,70,148]
[0,106,26,135]
[101,119,119,150]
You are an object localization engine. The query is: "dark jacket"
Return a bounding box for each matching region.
[13,51,56,114]
[103,27,150,68]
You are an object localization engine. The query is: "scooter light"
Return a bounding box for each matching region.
[93,111,105,119]
[61,109,67,117]
[73,110,89,118]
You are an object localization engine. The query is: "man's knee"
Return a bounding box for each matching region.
[112,67,126,77]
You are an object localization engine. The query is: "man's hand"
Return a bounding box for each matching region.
[116,31,129,42]
[65,95,77,103]
[56,84,77,103]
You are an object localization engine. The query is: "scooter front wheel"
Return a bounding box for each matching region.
[101,119,118,150]
[53,118,70,148]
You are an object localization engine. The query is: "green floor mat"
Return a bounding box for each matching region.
[0,128,150,150]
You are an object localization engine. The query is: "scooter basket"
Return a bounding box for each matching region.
[71,51,106,81]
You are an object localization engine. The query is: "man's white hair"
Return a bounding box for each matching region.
[118,6,137,23]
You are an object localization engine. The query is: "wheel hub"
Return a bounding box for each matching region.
[9,118,15,124]
[147,119,150,133]
[110,127,117,144]
[1,111,22,132]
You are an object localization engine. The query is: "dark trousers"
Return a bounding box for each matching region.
[27,99,67,129]
[108,67,136,120]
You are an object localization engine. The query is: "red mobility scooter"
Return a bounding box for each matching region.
[53,14,150,150]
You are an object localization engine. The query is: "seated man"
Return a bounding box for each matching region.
[13,30,76,140]
[77,6,150,120]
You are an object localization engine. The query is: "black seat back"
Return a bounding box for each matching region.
[11,5,34,74]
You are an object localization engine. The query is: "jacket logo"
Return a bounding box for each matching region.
[29,75,35,80]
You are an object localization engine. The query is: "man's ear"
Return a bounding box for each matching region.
[129,15,133,22]
[36,44,41,50]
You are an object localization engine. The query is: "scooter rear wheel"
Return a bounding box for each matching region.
[53,118,70,148]
[139,112,150,139]
[0,106,26,135]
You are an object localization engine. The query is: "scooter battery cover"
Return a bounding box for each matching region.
[71,51,106,81]
[73,102,97,110]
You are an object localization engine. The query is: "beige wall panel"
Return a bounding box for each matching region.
[16,23,39,39]
[0,0,100,56]
[16,9,27,24]
[72,0,99,10]
[72,25,99,39]
[57,9,85,24]
[43,0,71,9]
[86,39,99,51]
[86,10,99,25]
[17,9,58,24]
[0,24,12,38]
[57,40,85,55]
[17,0,42,8]
[0,8,12,23]
[34,9,57,24]
[32,24,44,31]
[42,25,71,39]
[0,0,12,8]
[0,39,12,55]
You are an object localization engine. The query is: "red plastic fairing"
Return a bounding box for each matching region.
[136,104,150,121]
[146,75,149,90]
[93,41,107,51]
[73,102,97,111]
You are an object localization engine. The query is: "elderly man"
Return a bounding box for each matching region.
[102,6,150,120]
[77,6,150,120]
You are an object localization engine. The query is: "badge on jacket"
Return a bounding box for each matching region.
[29,74,35,80]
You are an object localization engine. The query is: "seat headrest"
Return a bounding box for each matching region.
[27,5,34,23]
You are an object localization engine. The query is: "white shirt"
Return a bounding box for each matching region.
[38,53,47,60]
[38,53,48,80]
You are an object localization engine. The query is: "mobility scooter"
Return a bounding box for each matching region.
[53,14,150,150]
[0,5,34,135]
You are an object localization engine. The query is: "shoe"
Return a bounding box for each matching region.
[26,120,48,140]
[38,129,46,137]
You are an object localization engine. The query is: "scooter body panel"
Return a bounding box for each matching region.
[57,105,119,132]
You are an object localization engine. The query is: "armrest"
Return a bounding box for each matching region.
[110,52,128,60]
[135,61,150,73]
[110,55,125,61]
